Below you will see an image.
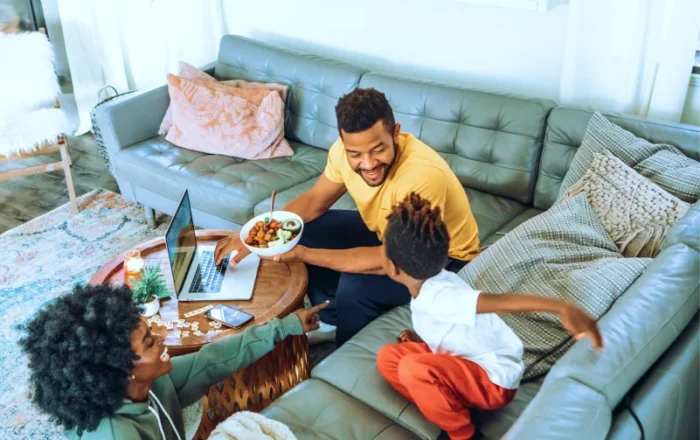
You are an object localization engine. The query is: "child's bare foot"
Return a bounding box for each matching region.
[397,329,423,343]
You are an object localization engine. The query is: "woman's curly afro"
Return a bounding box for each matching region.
[19,284,142,436]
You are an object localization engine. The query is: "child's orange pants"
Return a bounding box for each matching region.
[377,342,516,440]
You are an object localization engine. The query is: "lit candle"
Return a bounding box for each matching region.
[124,249,144,274]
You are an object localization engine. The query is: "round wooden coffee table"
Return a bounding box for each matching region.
[91,230,310,435]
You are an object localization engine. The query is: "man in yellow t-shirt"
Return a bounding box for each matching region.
[215,88,479,345]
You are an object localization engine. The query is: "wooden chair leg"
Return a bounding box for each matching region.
[144,205,157,228]
[59,140,79,215]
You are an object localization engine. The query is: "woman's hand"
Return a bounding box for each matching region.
[397,329,423,343]
[294,301,330,333]
[560,304,604,351]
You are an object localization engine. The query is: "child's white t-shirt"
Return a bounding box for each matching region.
[411,270,525,390]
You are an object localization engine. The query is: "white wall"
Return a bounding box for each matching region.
[224,0,569,101]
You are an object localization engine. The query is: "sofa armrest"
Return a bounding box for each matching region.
[544,243,699,406]
[504,243,699,438]
[92,61,217,162]
[200,61,217,77]
[93,84,170,160]
[663,202,700,252]
[503,377,612,440]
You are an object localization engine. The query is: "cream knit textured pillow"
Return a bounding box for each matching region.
[564,151,690,258]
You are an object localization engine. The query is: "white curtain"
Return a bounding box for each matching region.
[559,0,700,122]
[57,0,227,134]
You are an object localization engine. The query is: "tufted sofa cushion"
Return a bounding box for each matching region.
[214,35,367,151]
[358,73,555,204]
[479,208,543,251]
[262,379,421,440]
[115,132,531,236]
[534,107,700,210]
[310,304,547,440]
[463,188,527,240]
[114,138,327,224]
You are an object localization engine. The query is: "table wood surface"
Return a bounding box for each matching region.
[90,230,308,355]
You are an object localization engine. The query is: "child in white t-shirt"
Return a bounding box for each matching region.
[377,193,604,440]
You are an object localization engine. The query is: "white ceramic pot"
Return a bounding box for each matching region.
[141,297,160,317]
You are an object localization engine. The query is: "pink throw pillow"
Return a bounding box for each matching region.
[222,79,288,103]
[158,61,289,136]
[165,75,293,160]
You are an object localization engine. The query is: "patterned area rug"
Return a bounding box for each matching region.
[0,189,336,439]
[0,190,169,439]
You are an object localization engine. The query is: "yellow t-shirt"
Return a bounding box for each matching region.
[324,132,480,261]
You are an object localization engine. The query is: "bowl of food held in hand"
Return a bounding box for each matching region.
[240,211,304,257]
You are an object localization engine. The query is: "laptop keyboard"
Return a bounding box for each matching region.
[189,251,230,293]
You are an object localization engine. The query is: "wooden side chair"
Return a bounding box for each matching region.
[0,133,79,215]
[0,28,78,214]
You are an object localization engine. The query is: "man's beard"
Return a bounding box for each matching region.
[354,141,397,187]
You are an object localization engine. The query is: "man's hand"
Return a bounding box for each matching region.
[560,304,604,351]
[265,245,307,263]
[397,329,423,343]
[263,245,384,275]
[294,301,330,333]
[214,234,251,266]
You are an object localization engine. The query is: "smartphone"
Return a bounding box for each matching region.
[205,305,254,329]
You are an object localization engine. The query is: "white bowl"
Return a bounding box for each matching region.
[240,211,304,258]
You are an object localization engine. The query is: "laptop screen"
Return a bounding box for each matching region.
[165,191,197,294]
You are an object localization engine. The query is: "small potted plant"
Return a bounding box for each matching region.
[131,265,171,317]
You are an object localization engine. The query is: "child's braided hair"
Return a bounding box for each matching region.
[384,192,450,279]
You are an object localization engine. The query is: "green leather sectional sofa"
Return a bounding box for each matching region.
[94,35,700,439]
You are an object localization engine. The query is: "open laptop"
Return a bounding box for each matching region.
[165,190,260,301]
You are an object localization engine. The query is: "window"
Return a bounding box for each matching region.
[0,0,45,32]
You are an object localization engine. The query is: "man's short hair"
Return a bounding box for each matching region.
[335,88,395,135]
[384,193,450,279]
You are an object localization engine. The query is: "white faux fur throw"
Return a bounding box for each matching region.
[208,412,297,440]
[0,32,70,156]
[0,108,70,155]
[0,32,60,112]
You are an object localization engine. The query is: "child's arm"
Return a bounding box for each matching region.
[477,293,604,350]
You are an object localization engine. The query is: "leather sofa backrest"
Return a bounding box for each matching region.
[359,73,555,204]
[215,35,366,151]
[534,107,700,210]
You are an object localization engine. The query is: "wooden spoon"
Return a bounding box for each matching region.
[265,190,276,230]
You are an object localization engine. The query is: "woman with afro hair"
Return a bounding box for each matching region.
[19,283,327,439]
